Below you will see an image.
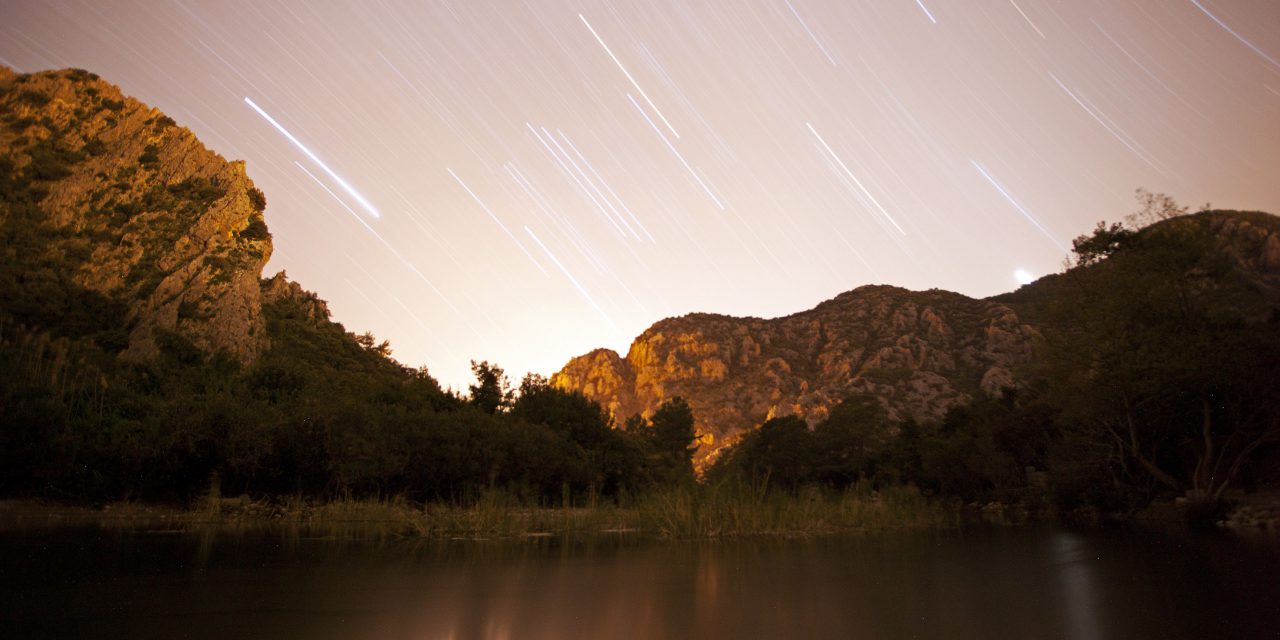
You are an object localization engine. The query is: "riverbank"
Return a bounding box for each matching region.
[0,484,959,539]
[9,486,1275,540]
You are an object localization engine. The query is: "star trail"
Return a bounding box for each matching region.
[3,0,1277,390]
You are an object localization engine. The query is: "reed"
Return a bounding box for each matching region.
[632,482,955,538]
[11,484,955,540]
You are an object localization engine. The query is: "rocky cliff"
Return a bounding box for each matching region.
[554,209,1280,464]
[0,66,275,361]
[553,285,1040,460]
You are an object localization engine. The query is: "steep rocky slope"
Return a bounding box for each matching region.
[553,285,1040,459]
[0,66,273,361]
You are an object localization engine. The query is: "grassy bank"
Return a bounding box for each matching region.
[203,483,960,539]
[0,484,959,540]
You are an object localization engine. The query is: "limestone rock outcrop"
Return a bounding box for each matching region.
[555,209,1280,466]
[553,286,1040,461]
[1,67,273,361]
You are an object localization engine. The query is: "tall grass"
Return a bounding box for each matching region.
[161,481,958,539]
[635,481,956,538]
[4,483,956,539]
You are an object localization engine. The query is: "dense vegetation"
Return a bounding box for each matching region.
[0,68,695,511]
[710,200,1280,522]
[9,68,1269,530]
[2,166,1277,527]
[0,292,699,505]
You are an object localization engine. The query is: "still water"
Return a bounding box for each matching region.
[2,524,1277,639]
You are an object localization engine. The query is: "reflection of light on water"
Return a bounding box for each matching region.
[1050,531,1102,640]
[382,548,679,640]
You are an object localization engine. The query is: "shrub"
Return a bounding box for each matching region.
[15,89,50,107]
[5,116,36,133]
[26,140,85,181]
[64,68,99,82]
[240,217,270,242]
[82,138,107,156]
[138,144,160,168]
[167,176,225,206]
[247,187,266,213]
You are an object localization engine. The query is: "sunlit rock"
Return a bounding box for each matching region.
[554,285,1040,465]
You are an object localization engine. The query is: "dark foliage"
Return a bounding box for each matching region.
[710,208,1280,519]
[247,187,267,213]
[709,391,1052,504]
[0,285,688,505]
[1,141,1274,522]
[1042,212,1280,511]
[138,144,160,169]
[1071,221,1134,267]
[468,360,512,415]
[239,217,271,242]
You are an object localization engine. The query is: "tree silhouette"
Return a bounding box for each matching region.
[468,360,512,415]
[1048,213,1280,511]
[648,397,698,483]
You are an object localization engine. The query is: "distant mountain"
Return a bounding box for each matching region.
[553,286,1039,463]
[553,210,1280,465]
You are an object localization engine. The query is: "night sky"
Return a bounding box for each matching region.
[2,0,1278,390]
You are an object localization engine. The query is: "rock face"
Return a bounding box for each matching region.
[261,271,332,324]
[555,209,1280,466]
[1202,211,1280,299]
[553,285,1040,461]
[0,67,273,361]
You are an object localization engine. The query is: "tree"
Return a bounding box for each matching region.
[811,394,890,487]
[468,360,512,414]
[511,373,610,448]
[1072,191,1192,268]
[1125,188,1188,229]
[916,395,1029,501]
[733,415,812,490]
[1047,214,1280,512]
[1071,221,1134,267]
[622,412,647,434]
[648,397,698,483]
[354,331,391,357]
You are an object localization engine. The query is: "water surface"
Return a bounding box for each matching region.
[2,523,1277,639]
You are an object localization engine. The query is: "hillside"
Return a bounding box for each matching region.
[554,210,1280,465]
[0,67,711,506]
[0,67,463,500]
[994,210,1280,314]
[0,66,281,362]
[3,65,1277,513]
[553,286,1039,461]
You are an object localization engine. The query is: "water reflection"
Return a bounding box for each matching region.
[2,526,1277,639]
[1049,531,1100,640]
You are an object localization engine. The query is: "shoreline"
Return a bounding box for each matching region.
[0,485,960,540]
[5,488,1276,540]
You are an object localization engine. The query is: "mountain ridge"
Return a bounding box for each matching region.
[553,283,1041,462]
[553,210,1280,464]
[6,65,1278,477]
